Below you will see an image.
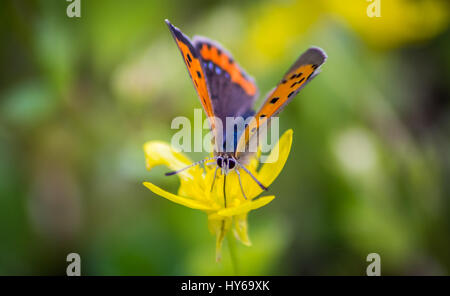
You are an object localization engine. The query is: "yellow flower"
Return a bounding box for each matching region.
[142,129,293,261]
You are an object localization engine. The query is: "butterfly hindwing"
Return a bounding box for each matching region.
[193,36,258,151]
[165,20,219,146]
[235,47,327,156]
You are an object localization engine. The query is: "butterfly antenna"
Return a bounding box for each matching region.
[235,169,248,200]
[165,157,216,176]
[237,162,268,191]
[210,166,219,192]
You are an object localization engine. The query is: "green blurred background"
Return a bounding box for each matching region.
[1,0,449,275]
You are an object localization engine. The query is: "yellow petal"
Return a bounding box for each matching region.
[207,212,225,220]
[208,218,232,262]
[247,129,293,198]
[246,147,261,172]
[233,213,251,246]
[259,129,293,183]
[143,182,214,211]
[177,174,209,203]
[217,195,275,217]
[143,141,202,180]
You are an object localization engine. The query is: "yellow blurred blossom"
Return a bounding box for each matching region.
[326,0,449,49]
[246,0,448,65]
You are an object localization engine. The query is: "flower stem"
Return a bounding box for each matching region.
[227,231,239,275]
[223,174,238,274]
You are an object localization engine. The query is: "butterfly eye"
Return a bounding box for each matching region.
[223,158,228,168]
[217,158,223,168]
[228,159,236,170]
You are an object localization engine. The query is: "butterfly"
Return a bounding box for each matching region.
[164,19,327,199]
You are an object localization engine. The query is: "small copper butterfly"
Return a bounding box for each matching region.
[164,19,327,199]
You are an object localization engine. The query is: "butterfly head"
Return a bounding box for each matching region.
[216,153,236,174]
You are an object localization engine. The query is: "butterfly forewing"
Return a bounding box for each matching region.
[235,47,327,156]
[193,36,258,152]
[165,20,219,149]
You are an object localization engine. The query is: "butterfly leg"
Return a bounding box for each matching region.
[210,165,219,192]
[235,169,248,200]
[237,162,268,191]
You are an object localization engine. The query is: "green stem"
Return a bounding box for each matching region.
[227,231,239,275]
[223,173,238,274]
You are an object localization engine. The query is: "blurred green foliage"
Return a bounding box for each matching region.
[0,0,449,275]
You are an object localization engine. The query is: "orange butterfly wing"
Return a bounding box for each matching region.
[235,47,327,156]
[194,37,257,97]
[165,20,219,146]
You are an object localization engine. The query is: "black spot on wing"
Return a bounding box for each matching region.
[196,71,202,79]
[270,97,279,104]
[288,91,295,98]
